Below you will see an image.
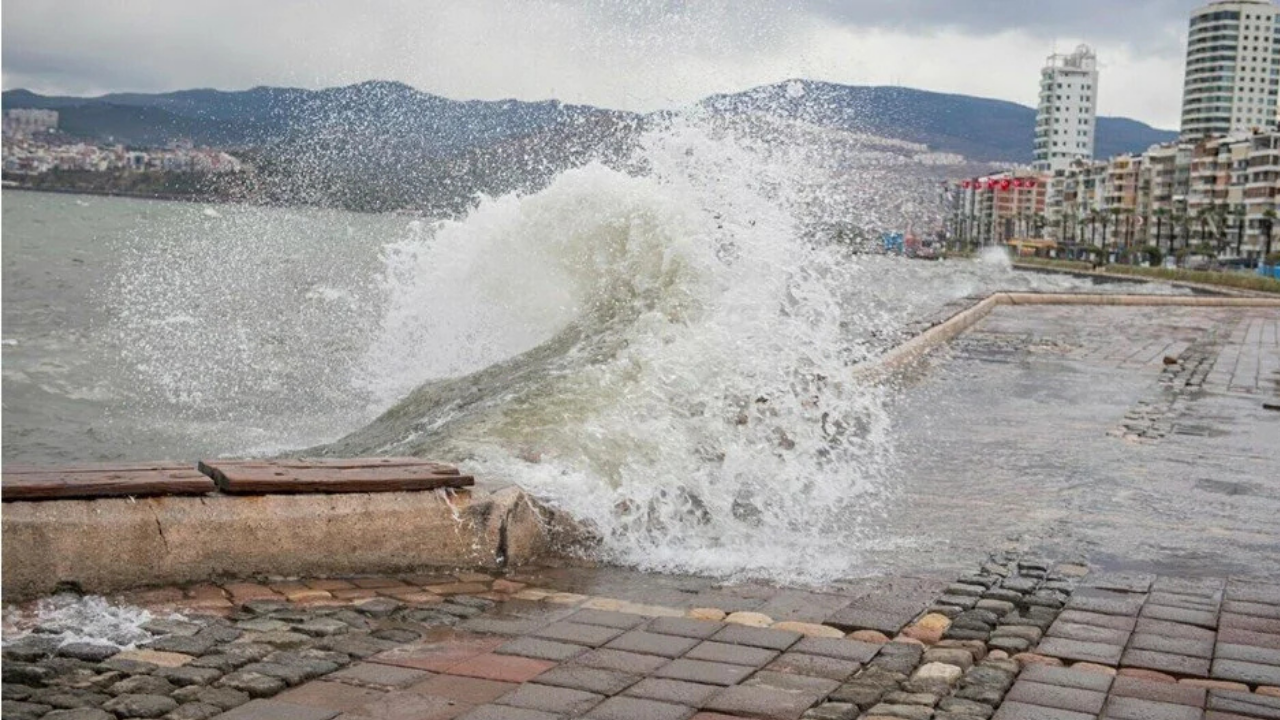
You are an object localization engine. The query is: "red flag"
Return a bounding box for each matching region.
[962,180,971,189]
[1000,179,1012,191]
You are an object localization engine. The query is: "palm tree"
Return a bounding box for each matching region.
[1099,209,1112,259]
[1263,208,1277,262]
[1153,208,1169,252]
[1234,206,1247,258]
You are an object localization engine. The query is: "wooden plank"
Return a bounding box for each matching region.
[198,459,472,494]
[2,468,216,501]
[201,457,459,474]
[3,462,194,475]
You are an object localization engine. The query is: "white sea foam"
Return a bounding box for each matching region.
[2,595,164,648]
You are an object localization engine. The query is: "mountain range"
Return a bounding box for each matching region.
[3,79,1175,164]
[2,80,1178,213]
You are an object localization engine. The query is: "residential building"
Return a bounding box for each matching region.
[1034,45,1099,172]
[953,170,1050,246]
[3,108,58,137]
[1180,0,1280,140]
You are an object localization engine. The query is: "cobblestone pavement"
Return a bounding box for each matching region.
[5,559,1280,719]
[869,304,1280,579]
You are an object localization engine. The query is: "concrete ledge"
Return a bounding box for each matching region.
[1,486,572,602]
[864,292,1280,378]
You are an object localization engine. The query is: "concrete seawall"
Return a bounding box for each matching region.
[1,486,578,601]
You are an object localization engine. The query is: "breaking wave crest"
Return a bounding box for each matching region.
[337,119,905,583]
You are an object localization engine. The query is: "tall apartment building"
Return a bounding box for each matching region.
[1180,0,1280,140]
[2,108,58,136]
[1033,45,1099,172]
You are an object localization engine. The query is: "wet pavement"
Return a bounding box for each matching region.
[866,304,1280,580]
[5,561,1280,719]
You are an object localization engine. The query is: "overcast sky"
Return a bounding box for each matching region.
[2,0,1205,129]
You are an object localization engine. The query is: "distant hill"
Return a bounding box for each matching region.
[700,80,1177,164]
[3,80,1176,164]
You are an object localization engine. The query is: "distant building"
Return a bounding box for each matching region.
[1179,0,1280,140]
[3,108,59,137]
[1033,45,1099,172]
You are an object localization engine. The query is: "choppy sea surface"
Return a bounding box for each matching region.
[3,121,1191,583]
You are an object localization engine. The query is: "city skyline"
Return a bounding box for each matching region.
[2,0,1211,130]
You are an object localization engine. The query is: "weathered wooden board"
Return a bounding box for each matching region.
[2,464,216,501]
[197,458,472,494]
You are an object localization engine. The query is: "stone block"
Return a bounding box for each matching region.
[441,653,556,683]
[625,678,720,706]
[705,684,824,719]
[533,621,625,648]
[1036,637,1124,665]
[605,631,700,658]
[1110,676,1206,707]
[212,699,339,720]
[685,641,778,667]
[654,659,754,686]
[1018,663,1114,692]
[1122,648,1211,677]
[1005,680,1105,714]
[764,653,861,681]
[1129,633,1214,659]
[1211,658,1280,686]
[498,683,603,715]
[586,696,695,720]
[1101,696,1201,720]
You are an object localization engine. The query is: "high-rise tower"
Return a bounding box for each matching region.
[1180,0,1280,140]
[1034,45,1100,172]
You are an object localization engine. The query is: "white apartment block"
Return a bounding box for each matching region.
[3,108,59,136]
[1180,0,1280,140]
[1034,45,1099,172]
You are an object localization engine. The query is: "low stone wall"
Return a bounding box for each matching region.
[1,486,576,602]
[867,292,1280,377]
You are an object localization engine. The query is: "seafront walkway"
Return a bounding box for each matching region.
[3,561,1280,719]
[4,288,1279,719]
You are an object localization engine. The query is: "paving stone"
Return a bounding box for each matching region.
[1004,680,1106,714]
[793,637,880,663]
[745,670,840,697]
[292,619,350,638]
[444,653,556,683]
[825,608,916,636]
[1136,619,1217,642]
[43,709,115,720]
[1211,658,1280,686]
[990,700,1094,720]
[458,705,562,720]
[624,678,720,706]
[882,691,940,706]
[409,674,517,704]
[273,680,384,713]
[754,591,854,624]
[923,648,975,671]
[532,621,625,648]
[1148,592,1221,612]
[586,696,695,720]
[1001,578,1039,594]
[947,584,988,598]
[1219,627,1280,650]
[109,675,176,696]
[1048,620,1131,646]
[1019,663,1115,692]
[938,697,995,718]
[533,665,638,696]
[562,609,648,630]
[1037,637,1124,665]
[101,693,179,718]
[977,600,1017,616]
[497,637,589,662]
[57,644,120,663]
[1225,582,1280,605]
[708,625,802,652]
[1085,573,1156,594]
[1111,676,1206,707]
[1223,601,1280,620]
[170,685,251,710]
[498,683,604,715]
[30,688,108,710]
[1220,614,1280,634]
[153,666,223,686]
[1206,688,1280,718]
[1215,642,1280,666]
[600,630,697,658]
[829,681,890,709]
[936,595,980,611]
[324,662,429,689]
[1057,611,1138,632]
[1122,648,1211,677]
[1129,633,1214,658]
[654,659,755,686]
[1101,695,1202,720]
[647,617,727,639]
[369,634,504,671]
[203,699,340,720]
[765,653,861,681]
[801,701,859,720]
[983,590,1025,604]
[705,684,823,720]
[685,641,778,667]
[1141,604,1219,629]
[1,701,52,720]
[865,703,933,719]
[1066,589,1146,617]
[575,649,670,675]
[147,636,218,656]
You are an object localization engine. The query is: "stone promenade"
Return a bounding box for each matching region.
[5,557,1280,720]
